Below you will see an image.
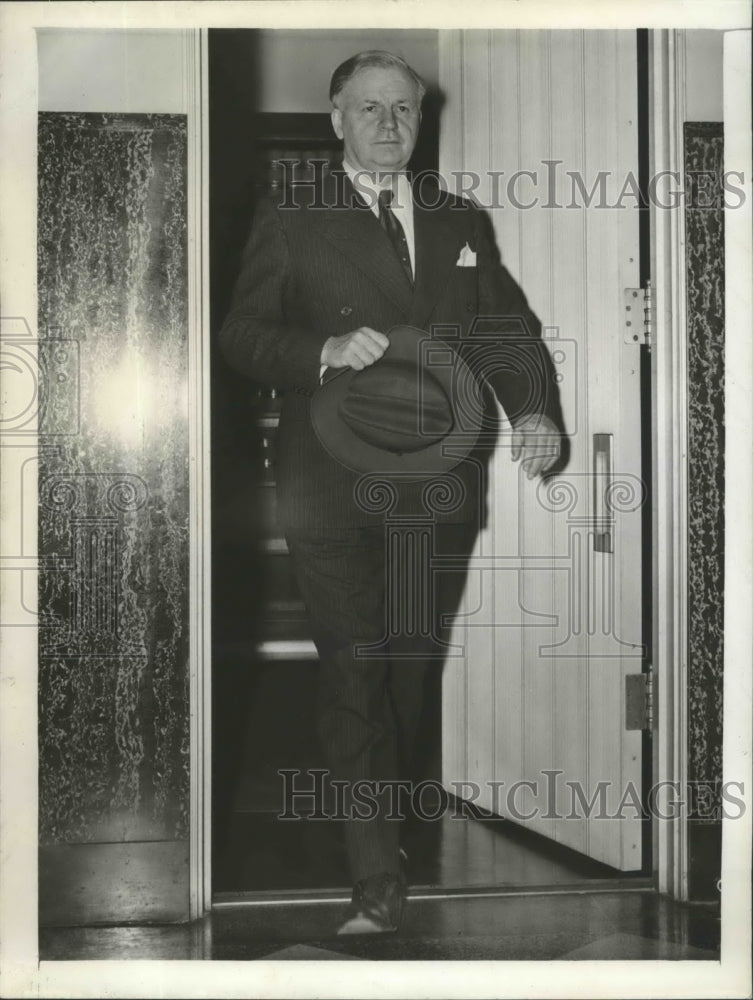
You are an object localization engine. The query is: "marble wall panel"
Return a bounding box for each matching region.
[37,113,189,844]
[684,122,724,899]
[684,122,725,795]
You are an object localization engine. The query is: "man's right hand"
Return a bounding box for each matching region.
[320,327,389,371]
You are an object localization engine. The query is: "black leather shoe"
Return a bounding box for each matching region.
[336,871,406,935]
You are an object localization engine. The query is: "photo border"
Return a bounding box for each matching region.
[0,2,750,997]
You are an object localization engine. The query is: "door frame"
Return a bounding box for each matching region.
[187,26,716,914]
[188,27,212,920]
[647,28,689,901]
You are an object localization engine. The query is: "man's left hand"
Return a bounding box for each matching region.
[510,414,562,479]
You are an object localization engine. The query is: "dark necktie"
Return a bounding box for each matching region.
[377,188,413,287]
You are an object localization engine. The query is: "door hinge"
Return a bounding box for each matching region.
[623,282,653,350]
[625,666,654,731]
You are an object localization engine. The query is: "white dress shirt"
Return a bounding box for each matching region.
[342,160,416,278]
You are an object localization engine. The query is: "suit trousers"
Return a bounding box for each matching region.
[285,518,477,883]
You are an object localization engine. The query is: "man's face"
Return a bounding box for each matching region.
[331,66,421,175]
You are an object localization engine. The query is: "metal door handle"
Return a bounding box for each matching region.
[593,433,613,553]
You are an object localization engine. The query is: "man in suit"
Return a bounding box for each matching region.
[220,50,562,934]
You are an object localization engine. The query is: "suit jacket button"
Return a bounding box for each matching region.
[466,302,475,312]
[340,305,352,316]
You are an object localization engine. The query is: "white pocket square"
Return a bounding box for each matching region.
[456,242,477,267]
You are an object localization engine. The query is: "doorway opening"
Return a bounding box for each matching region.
[207,28,654,902]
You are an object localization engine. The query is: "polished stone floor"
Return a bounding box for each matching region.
[41,778,723,961]
[41,814,719,962]
[40,888,720,961]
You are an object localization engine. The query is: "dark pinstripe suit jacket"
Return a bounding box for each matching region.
[219,169,561,535]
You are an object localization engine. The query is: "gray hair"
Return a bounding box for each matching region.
[329,50,426,106]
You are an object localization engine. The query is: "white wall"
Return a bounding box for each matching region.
[684,29,724,121]
[37,29,189,113]
[252,29,438,112]
[37,28,438,115]
[37,27,716,122]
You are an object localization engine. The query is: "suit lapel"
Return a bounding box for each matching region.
[309,172,466,326]
[313,172,414,316]
[408,185,466,329]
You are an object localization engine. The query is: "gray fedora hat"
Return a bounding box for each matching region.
[311,325,484,479]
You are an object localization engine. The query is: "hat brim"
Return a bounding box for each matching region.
[311,326,484,480]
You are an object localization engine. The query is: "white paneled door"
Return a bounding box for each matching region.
[440,30,645,871]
